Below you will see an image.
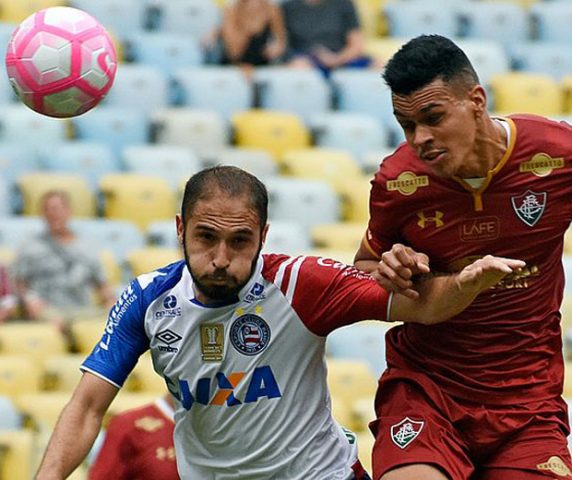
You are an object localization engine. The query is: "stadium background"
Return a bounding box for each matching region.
[1,0,572,477]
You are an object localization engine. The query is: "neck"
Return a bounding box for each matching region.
[50,227,74,243]
[459,115,507,178]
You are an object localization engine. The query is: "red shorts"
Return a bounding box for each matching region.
[369,368,572,480]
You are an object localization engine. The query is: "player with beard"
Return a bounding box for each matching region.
[36,166,523,479]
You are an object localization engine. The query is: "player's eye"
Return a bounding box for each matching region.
[425,114,443,126]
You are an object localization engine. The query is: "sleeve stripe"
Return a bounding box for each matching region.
[274,256,298,290]
[285,256,306,303]
[80,366,122,389]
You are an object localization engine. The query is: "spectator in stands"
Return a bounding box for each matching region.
[281,0,370,75]
[13,190,115,328]
[0,265,17,323]
[220,0,287,68]
[89,394,177,480]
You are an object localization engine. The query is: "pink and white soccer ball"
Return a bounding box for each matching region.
[5,6,117,118]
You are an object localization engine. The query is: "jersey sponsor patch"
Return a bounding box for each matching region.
[520,153,564,177]
[230,314,271,356]
[536,456,572,477]
[200,324,224,362]
[511,190,546,227]
[390,417,424,449]
[386,171,429,196]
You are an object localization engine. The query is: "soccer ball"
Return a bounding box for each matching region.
[5,6,118,118]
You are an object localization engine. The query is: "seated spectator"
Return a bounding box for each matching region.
[88,394,177,480]
[281,0,370,75]
[13,190,115,328]
[0,265,17,323]
[220,0,287,68]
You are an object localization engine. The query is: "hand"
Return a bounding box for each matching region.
[457,255,526,292]
[264,40,284,60]
[373,244,430,299]
[312,46,340,68]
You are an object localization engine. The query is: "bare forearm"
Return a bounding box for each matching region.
[36,401,104,479]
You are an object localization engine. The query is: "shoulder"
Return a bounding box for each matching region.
[135,260,186,300]
[509,114,572,154]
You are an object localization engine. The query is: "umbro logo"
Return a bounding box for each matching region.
[156,329,182,353]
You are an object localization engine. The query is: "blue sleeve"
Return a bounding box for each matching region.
[81,280,149,388]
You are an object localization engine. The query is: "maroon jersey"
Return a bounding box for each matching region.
[89,399,178,480]
[366,114,572,404]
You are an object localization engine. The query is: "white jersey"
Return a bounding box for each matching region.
[82,254,389,479]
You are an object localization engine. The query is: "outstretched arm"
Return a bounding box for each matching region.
[390,255,525,325]
[36,373,119,480]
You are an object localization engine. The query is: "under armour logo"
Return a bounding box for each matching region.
[417,211,444,228]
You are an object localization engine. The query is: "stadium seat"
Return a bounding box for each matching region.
[364,37,406,67]
[0,178,10,217]
[99,173,177,230]
[102,64,169,113]
[0,355,42,396]
[311,223,366,251]
[39,141,120,190]
[511,42,572,81]
[456,39,510,88]
[301,248,355,265]
[266,177,340,229]
[70,217,146,264]
[125,353,165,394]
[0,323,67,365]
[0,51,15,104]
[459,2,529,46]
[254,67,332,123]
[147,219,180,249]
[561,77,572,114]
[531,1,572,43]
[0,395,21,430]
[337,175,371,223]
[489,72,564,116]
[326,358,378,406]
[280,148,363,193]
[154,0,221,42]
[0,430,35,480]
[0,0,67,23]
[0,143,39,190]
[172,66,253,119]
[107,391,158,419]
[310,112,389,163]
[153,108,229,160]
[0,216,43,250]
[126,32,203,76]
[126,247,182,277]
[69,317,106,354]
[331,70,404,147]
[0,105,69,147]
[122,144,201,190]
[263,221,312,256]
[69,0,147,38]
[356,431,375,472]
[232,110,311,160]
[71,107,151,156]
[15,392,71,431]
[383,0,460,38]
[326,321,389,377]
[212,147,279,179]
[43,354,86,392]
[18,172,96,217]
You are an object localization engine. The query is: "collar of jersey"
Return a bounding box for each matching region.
[188,255,264,308]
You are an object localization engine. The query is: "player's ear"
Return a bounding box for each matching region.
[175,214,184,245]
[470,84,487,117]
[261,223,269,245]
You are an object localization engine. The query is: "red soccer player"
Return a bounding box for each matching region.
[355,34,572,480]
[89,395,178,480]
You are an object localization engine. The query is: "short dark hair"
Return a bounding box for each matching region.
[383,35,479,96]
[181,166,268,228]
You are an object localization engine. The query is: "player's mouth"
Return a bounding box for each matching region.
[421,150,446,165]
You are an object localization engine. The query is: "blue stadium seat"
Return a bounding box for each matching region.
[459,2,529,46]
[266,177,340,229]
[126,32,203,77]
[0,143,40,189]
[262,220,312,256]
[102,64,170,113]
[0,395,22,430]
[0,216,43,250]
[511,42,572,81]
[172,66,253,119]
[147,219,179,249]
[122,144,201,189]
[71,107,150,156]
[152,108,229,159]
[254,67,332,124]
[70,218,146,263]
[331,69,404,147]
[456,39,510,88]
[309,112,389,163]
[68,0,147,39]
[383,0,460,38]
[154,0,221,42]
[0,105,68,148]
[39,142,120,190]
[0,178,10,217]
[531,1,572,43]
[213,147,278,180]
